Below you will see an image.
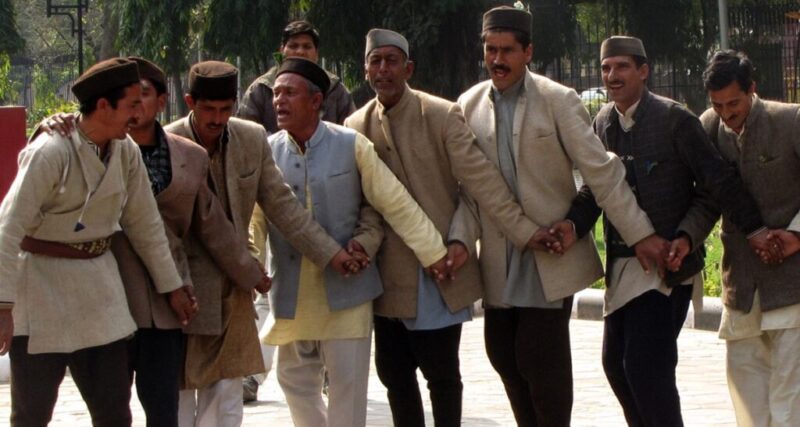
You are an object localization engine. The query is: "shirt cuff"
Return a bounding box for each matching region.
[746,226,767,240]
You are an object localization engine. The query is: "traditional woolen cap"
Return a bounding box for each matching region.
[188,60,238,100]
[482,6,532,36]
[276,57,331,97]
[128,56,166,93]
[601,36,647,60]
[365,28,409,59]
[71,57,140,103]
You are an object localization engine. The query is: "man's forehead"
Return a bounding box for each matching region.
[601,55,636,66]
[367,46,405,59]
[285,33,316,46]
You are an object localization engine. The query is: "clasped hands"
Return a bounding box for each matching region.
[528,220,800,278]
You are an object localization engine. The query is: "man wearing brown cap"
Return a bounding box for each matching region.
[0,57,188,426]
[457,8,669,426]
[35,57,274,426]
[165,60,358,427]
[345,28,554,427]
[563,37,772,426]
[700,50,800,427]
[265,57,451,427]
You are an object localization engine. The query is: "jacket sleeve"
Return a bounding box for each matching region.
[165,225,192,288]
[443,103,539,249]
[333,83,356,125]
[351,202,385,258]
[120,144,183,295]
[448,189,482,257]
[565,184,603,239]
[255,130,342,268]
[555,93,654,246]
[674,111,762,237]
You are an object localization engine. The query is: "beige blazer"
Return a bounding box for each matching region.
[345,87,539,318]
[165,115,341,388]
[457,71,654,306]
[112,131,263,330]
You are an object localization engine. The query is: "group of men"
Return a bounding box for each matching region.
[0,4,797,427]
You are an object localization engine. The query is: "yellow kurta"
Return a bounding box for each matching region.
[265,131,446,345]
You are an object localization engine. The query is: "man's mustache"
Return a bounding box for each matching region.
[491,64,511,73]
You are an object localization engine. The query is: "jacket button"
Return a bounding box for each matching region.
[292,185,299,191]
[289,254,295,260]
[295,163,301,168]
[498,232,504,238]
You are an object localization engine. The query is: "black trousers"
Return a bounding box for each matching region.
[9,336,132,427]
[602,286,693,427]
[484,298,574,427]
[128,328,183,427]
[373,315,463,427]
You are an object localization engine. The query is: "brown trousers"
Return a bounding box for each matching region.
[9,336,132,427]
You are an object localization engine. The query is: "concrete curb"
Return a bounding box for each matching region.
[474,288,723,333]
[571,288,723,332]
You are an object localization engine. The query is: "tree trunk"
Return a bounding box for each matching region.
[98,0,119,59]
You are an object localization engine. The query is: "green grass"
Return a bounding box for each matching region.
[589,219,723,297]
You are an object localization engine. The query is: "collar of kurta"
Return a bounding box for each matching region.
[188,111,229,153]
[285,120,326,153]
[376,83,413,118]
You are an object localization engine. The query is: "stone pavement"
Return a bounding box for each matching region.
[0,317,735,426]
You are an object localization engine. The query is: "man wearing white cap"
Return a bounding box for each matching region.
[346,28,550,427]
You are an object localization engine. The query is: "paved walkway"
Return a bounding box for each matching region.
[0,318,735,426]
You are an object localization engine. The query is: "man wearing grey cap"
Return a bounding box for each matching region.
[346,28,550,427]
[457,8,668,426]
[563,37,770,426]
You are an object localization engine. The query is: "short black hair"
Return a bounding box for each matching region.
[703,50,753,92]
[188,90,236,102]
[282,21,320,49]
[78,83,132,115]
[481,28,531,49]
[145,78,167,96]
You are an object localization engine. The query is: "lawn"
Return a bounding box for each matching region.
[591,219,723,297]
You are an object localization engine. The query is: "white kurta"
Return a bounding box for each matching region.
[0,128,182,354]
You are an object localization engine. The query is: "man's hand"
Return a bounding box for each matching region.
[346,239,371,270]
[445,242,469,280]
[528,227,563,253]
[0,309,13,355]
[749,229,784,265]
[549,220,577,254]
[767,230,800,260]
[634,234,670,278]
[666,236,691,272]
[425,256,449,284]
[169,285,199,327]
[255,274,272,294]
[329,249,361,277]
[40,113,77,137]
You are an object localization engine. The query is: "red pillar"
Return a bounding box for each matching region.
[0,106,26,200]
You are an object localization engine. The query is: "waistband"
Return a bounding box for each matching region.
[21,236,112,259]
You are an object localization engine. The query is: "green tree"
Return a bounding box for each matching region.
[118,0,203,117]
[203,0,291,75]
[0,0,25,55]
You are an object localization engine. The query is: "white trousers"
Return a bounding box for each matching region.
[252,293,276,384]
[178,377,244,427]
[726,327,800,427]
[277,337,371,427]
